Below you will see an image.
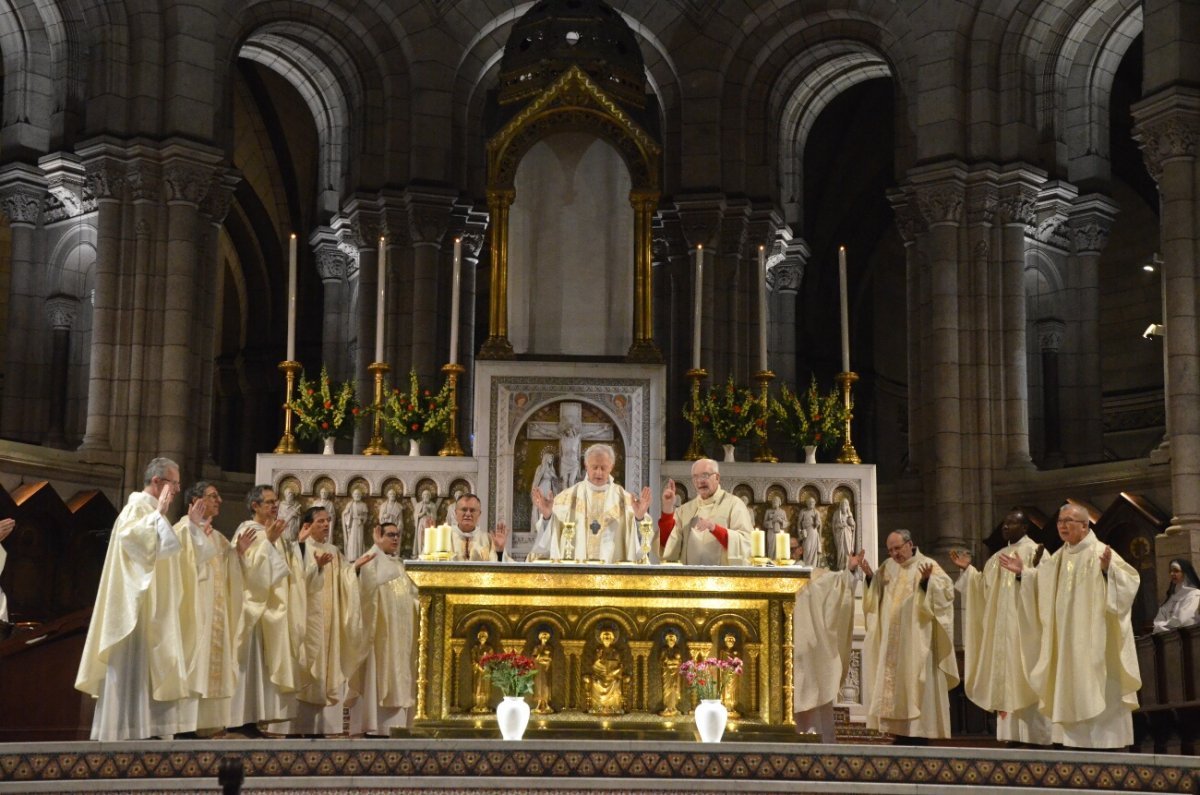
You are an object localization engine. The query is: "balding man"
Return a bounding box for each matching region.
[860,529,958,743]
[529,443,651,563]
[999,502,1140,748]
[657,459,752,565]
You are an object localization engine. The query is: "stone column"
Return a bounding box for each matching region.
[344,205,380,452]
[1036,318,1066,469]
[888,191,926,473]
[1134,89,1200,543]
[42,295,78,448]
[0,164,47,442]
[311,229,349,378]
[406,188,456,384]
[455,208,488,450]
[719,200,750,383]
[1065,196,1117,464]
[122,161,160,482]
[766,243,806,388]
[197,173,236,468]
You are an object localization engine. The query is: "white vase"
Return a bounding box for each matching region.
[695,699,728,742]
[804,444,817,464]
[408,438,421,456]
[322,437,336,455]
[496,695,530,740]
[722,443,735,463]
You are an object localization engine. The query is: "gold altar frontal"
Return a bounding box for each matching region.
[403,561,812,742]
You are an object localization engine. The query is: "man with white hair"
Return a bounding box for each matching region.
[529,443,651,563]
[658,459,752,565]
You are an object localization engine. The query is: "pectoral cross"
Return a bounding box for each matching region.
[590,519,601,535]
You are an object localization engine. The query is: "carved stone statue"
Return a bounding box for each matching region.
[586,627,626,716]
[311,486,336,539]
[659,630,683,717]
[470,626,495,714]
[278,486,302,542]
[531,629,555,714]
[379,487,403,528]
[718,630,742,718]
[341,487,369,560]
[532,447,559,501]
[763,495,788,535]
[444,486,466,529]
[797,496,823,567]
[557,415,582,488]
[409,487,437,557]
[832,496,857,571]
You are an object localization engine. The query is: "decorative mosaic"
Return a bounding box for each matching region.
[0,743,1195,792]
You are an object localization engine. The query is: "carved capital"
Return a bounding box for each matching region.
[0,189,45,225]
[914,185,963,226]
[1034,216,1071,250]
[44,294,79,330]
[766,260,804,293]
[888,192,926,244]
[1037,318,1066,353]
[995,192,1037,227]
[200,173,237,224]
[163,163,213,205]
[1071,221,1110,255]
[966,185,998,225]
[405,193,455,246]
[83,161,125,201]
[125,162,161,203]
[315,249,348,282]
[460,231,485,259]
[1135,112,1200,182]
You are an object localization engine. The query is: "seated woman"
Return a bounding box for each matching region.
[586,627,626,715]
[1153,558,1200,633]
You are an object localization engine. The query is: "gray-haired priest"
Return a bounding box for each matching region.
[657,459,753,565]
[528,443,652,563]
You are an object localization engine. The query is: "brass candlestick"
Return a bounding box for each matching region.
[752,369,778,463]
[835,370,861,464]
[363,362,390,456]
[438,362,466,457]
[273,360,302,454]
[683,367,708,461]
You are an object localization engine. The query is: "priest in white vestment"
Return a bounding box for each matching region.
[999,503,1141,748]
[792,551,866,741]
[283,505,367,735]
[1153,558,1200,633]
[448,493,515,562]
[950,508,1051,745]
[349,521,418,735]
[657,459,752,565]
[528,443,651,563]
[860,529,958,741]
[75,457,213,740]
[228,485,305,734]
[0,516,14,623]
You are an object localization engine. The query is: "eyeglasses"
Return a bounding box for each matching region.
[886,540,912,553]
[382,532,401,540]
[1056,518,1086,526]
[156,477,181,487]
[692,472,717,481]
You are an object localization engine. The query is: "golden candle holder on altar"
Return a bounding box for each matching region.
[683,367,708,461]
[750,556,772,567]
[363,361,391,456]
[273,360,302,454]
[752,369,778,463]
[438,362,466,457]
[834,370,862,465]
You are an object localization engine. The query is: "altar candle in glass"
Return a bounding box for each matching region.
[692,245,703,370]
[758,244,768,372]
[449,237,462,365]
[375,236,387,363]
[286,233,297,362]
[751,527,766,558]
[838,245,850,373]
[774,531,789,561]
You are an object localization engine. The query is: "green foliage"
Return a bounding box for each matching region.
[683,377,764,446]
[769,376,847,451]
[288,367,361,441]
[378,369,453,440]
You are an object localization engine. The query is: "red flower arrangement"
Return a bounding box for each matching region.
[479,651,538,697]
[678,656,744,701]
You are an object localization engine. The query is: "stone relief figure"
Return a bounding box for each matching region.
[311,486,336,538]
[378,487,403,529]
[586,627,626,716]
[763,495,788,535]
[659,630,684,717]
[341,487,369,560]
[557,414,582,488]
[531,629,555,714]
[278,486,302,542]
[797,496,823,567]
[470,626,495,714]
[718,630,742,718]
[832,497,857,571]
[532,447,559,502]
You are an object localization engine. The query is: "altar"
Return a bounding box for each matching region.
[402,560,811,741]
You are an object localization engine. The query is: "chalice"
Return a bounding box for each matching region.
[637,516,653,564]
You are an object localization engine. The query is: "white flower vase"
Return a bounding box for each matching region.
[408,438,421,456]
[803,444,817,464]
[496,695,531,740]
[695,698,728,742]
[722,444,736,463]
[322,437,336,455]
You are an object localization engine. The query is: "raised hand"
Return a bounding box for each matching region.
[315,551,333,570]
[372,524,384,546]
[631,486,653,520]
[531,485,554,520]
[354,551,377,570]
[490,520,510,551]
[156,482,176,517]
[265,518,286,544]
[0,517,15,543]
[187,499,208,529]
[661,478,677,514]
[919,562,934,582]
[859,555,874,579]
[948,549,972,571]
[997,552,1023,575]
[848,548,867,572]
[1100,545,1112,572]
[298,521,313,543]
[235,527,258,557]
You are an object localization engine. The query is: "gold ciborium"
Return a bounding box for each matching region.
[637,516,653,564]
[561,520,576,561]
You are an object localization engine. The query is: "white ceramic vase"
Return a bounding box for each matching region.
[322,437,336,455]
[496,695,531,740]
[803,444,817,464]
[408,438,421,456]
[695,698,728,742]
[722,443,736,463]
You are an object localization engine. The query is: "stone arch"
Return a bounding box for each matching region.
[0,0,55,154]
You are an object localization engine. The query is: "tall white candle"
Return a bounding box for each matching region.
[449,237,462,365]
[838,245,850,373]
[757,244,768,372]
[692,245,703,370]
[751,527,766,559]
[774,530,789,561]
[286,233,297,362]
[375,236,386,363]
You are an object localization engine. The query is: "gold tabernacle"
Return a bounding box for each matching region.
[402,561,811,741]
